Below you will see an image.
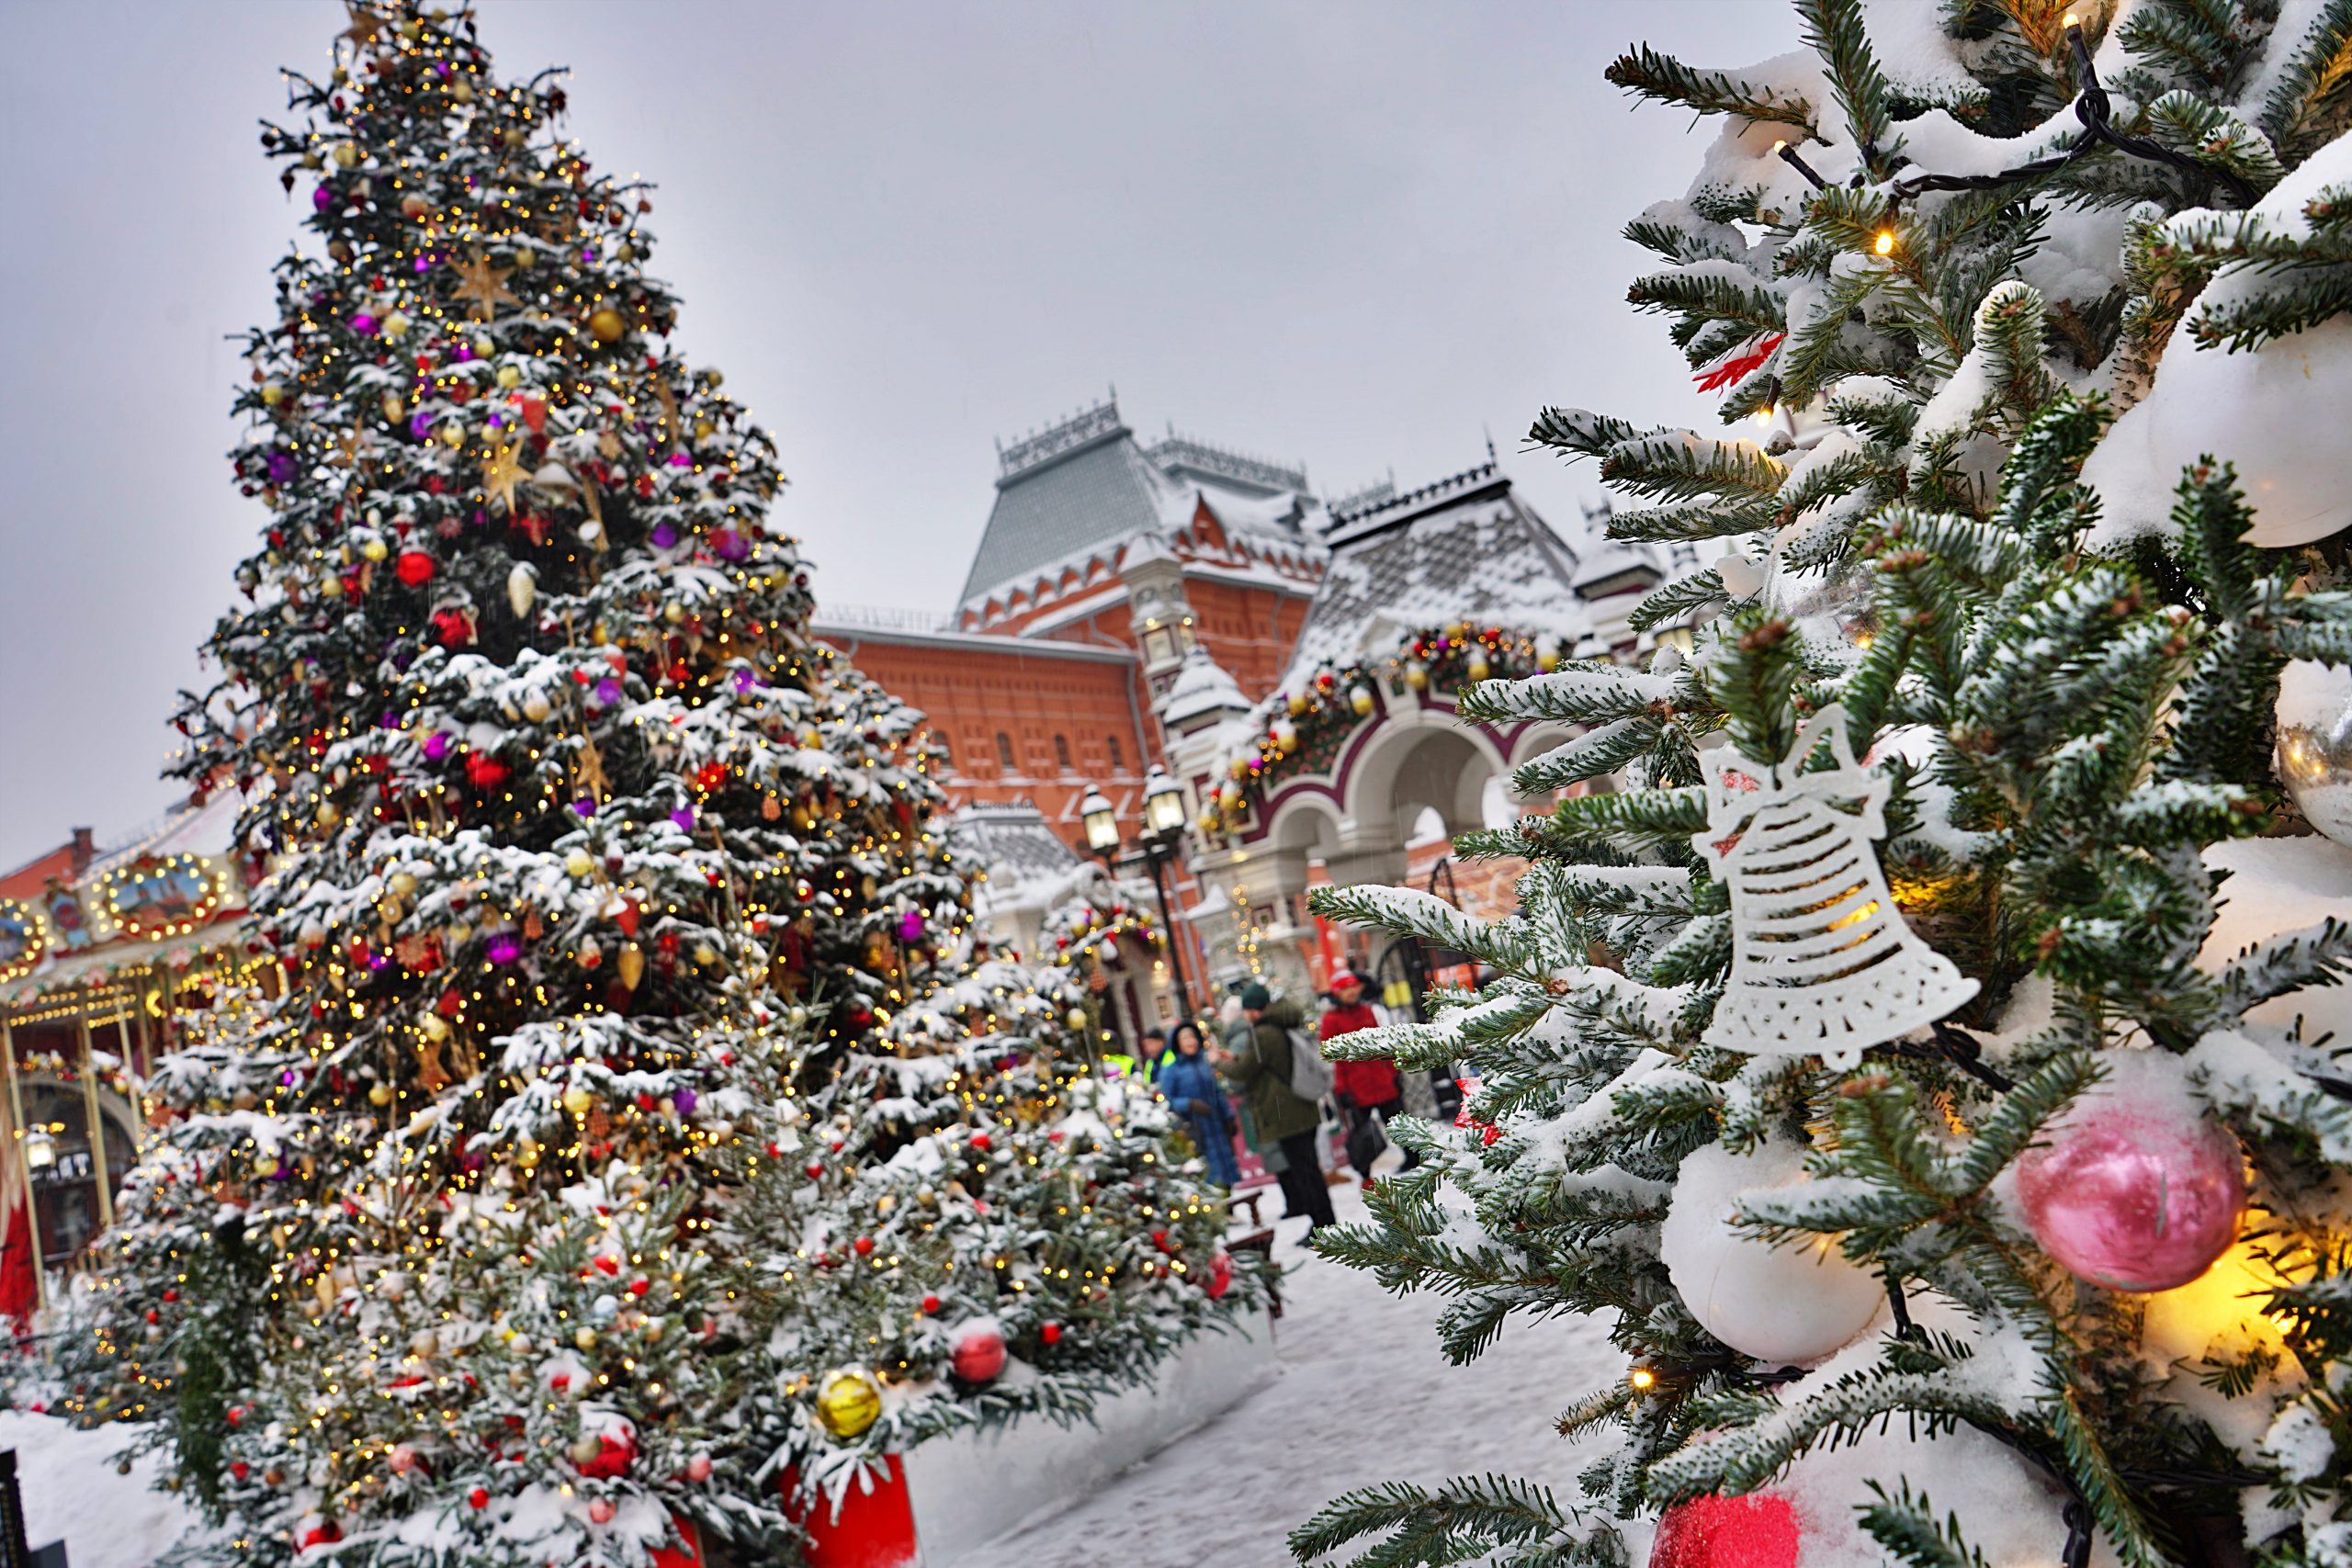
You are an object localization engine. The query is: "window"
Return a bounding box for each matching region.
[1053,734,1073,773]
[1107,735,1125,772]
[1177,619,1197,650]
[995,732,1015,771]
[1142,627,1175,663]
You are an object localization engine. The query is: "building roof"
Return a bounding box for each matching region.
[1161,648,1251,727]
[1280,461,1589,685]
[958,395,1321,613]
[956,802,1087,916]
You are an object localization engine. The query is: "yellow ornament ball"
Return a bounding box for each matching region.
[388,869,416,897]
[561,1085,594,1116]
[333,141,360,169]
[564,848,595,879]
[260,382,286,408]
[586,307,627,344]
[495,365,523,389]
[368,1083,394,1107]
[815,1368,883,1441]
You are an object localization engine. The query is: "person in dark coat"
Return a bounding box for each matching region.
[1156,1021,1238,1185]
[1213,982,1336,1235]
[1322,969,1419,1185]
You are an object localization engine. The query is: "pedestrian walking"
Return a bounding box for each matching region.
[1321,969,1418,1186]
[1156,1021,1239,1186]
[1213,983,1337,1235]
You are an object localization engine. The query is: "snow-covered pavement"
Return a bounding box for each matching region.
[956,1179,1623,1568]
[1,1182,1623,1568]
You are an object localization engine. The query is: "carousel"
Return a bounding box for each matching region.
[1,795,266,1314]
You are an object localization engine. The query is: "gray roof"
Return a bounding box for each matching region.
[959,426,1170,610]
[956,802,1082,887]
[1283,464,1587,682]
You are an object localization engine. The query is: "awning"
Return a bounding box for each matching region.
[0,923,251,1011]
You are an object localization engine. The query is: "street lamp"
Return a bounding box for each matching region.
[1080,784,1120,857]
[23,1126,56,1173]
[1080,770,1197,1016]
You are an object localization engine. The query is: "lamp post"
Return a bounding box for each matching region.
[1080,770,1198,1017]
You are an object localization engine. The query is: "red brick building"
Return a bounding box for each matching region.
[816,396,1329,848]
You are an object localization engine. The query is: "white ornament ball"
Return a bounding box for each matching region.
[521,690,553,723]
[2089,315,2352,548]
[2277,659,2352,847]
[1658,1141,1883,1365]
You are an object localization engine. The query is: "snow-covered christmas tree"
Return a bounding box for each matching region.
[51,5,1256,1564]
[1297,6,2352,1566]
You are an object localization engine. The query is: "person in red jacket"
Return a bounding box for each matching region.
[1320,970,1419,1185]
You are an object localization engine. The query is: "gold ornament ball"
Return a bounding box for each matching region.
[574,1326,599,1351]
[564,849,595,879]
[420,1012,450,1043]
[333,141,360,169]
[815,1368,883,1440]
[587,308,627,344]
[388,870,416,897]
[368,1083,394,1107]
[561,1085,595,1116]
[362,538,390,564]
[260,381,286,408]
[495,365,522,389]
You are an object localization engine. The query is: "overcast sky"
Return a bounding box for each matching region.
[0,0,1788,872]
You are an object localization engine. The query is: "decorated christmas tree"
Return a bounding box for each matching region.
[52,5,1255,1564]
[1296,6,2352,1566]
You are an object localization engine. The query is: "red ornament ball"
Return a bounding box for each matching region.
[852,1236,875,1257]
[1649,1492,1799,1568]
[469,1488,489,1511]
[970,1132,992,1153]
[465,753,509,789]
[2017,1079,2246,1292]
[394,549,436,587]
[1204,1250,1234,1301]
[1038,1321,1062,1347]
[951,1324,1008,1383]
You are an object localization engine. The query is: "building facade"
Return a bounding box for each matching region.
[820,393,1693,1007]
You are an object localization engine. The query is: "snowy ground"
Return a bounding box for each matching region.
[956,1179,1623,1568]
[2,1181,1623,1568]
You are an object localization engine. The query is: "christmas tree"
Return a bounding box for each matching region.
[1295,6,2352,1567]
[54,5,1254,1564]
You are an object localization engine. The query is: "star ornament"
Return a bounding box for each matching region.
[480,444,528,515]
[448,252,520,322]
[343,4,386,49]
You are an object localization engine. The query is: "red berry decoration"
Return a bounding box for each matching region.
[1038,1321,1062,1347]
[394,549,436,586]
[852,1236,875,1257]
[1649,1493,1799,1568]
[970,1132,991,1152]
[920,1294,941,1314]
[951,1324,1008,1383]
[469,1488,490,1510]
[805,1161,825,1179]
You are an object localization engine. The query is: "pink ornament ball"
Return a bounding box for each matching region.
[587,1498,617,1526]
[2018,1096,2245,1292]
[1650,1492,1799,1568]
[951,1325,1007,1384]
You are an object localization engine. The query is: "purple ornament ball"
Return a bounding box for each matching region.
[2018,1092,2245,1292]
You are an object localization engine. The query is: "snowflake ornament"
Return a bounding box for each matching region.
[1694,705,1976,1067]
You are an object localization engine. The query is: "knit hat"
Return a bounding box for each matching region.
[1329,969,1363,990]
[1238,982,1272,1011]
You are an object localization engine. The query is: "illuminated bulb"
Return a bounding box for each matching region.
[2063,11,2078,24]
[1751,406,1774,426]
[1770,139,1787,153]
[1873,230,1896,256]
[1628,1366,1657,1392]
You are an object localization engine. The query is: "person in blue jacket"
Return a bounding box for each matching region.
[1157,1020,1239,1186]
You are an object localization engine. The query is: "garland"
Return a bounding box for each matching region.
[1204,622,1564,832]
